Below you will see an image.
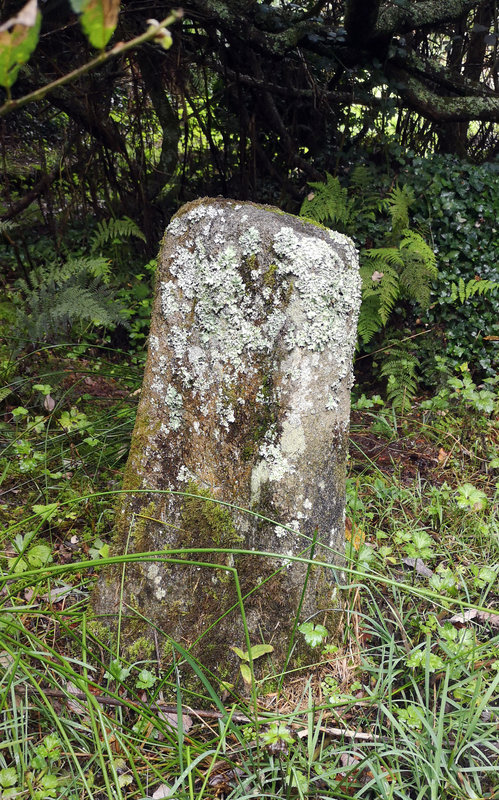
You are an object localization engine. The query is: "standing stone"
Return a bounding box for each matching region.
[93,198,360,683]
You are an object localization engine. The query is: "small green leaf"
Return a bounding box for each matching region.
[298,622,329,648]
[0,0,41,88]
[231,646,248,661]
[406,649,445,672]
[79,0,120,50]
[27,544,52,567]
[11,406,28,418]
[104,658,131,682]
[240,663,252,685]
[8,556,28,574]
[248,644,274,660]
[33,383,52,395]
[0,767,17,788]
[32,502,59,521]
[136,669,157,689]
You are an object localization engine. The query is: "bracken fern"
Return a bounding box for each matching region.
[380,341,420,411]
[90,216,146,255]
[15,257,127,343]
[450,276,499,304]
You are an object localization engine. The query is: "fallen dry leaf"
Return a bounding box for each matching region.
[450,609,499,628]
[437,447,449,464]
[66,682,87,716]
[345,517,365,551]
[402,557,434,578]
[158,710,193,733]
[151,785,173,799]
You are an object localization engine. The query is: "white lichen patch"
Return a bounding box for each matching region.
[239,226,261,256]
[280,420,306,459]
[165,384,183,430]
[146,563,167,600]
[158,208,359,443]
[272,226,360,361]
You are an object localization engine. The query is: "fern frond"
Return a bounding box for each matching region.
[399,230,437,308]
[0,220,17,234]
[361,250,403,325]
[91,216,146,254]
[14,258,127,344]
[357,296,383,344]
[385,184,414,238]
[349,166,383,218]
[350,165,372,191]
[450,277,499,304]
[399,230,437,277]
[380,346,420,412]
[300,173,354,230]
[363,248,405,268]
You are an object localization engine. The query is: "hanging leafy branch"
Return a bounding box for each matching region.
[0,0,181,116]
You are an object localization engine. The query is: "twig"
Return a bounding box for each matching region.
[15,685,381,741]
[0,11,183,118]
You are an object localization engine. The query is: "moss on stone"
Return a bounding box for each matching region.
[263,262,277,288]
[131,501,158,551]
[126,635,155,662]
[87,617,116,649]
[181,482,243,547]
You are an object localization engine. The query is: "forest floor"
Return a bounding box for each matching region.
[0,349,498,800]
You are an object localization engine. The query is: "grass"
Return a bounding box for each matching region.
[0,345,498,800]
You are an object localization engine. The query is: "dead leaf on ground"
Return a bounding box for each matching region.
[345,517,365,551]
[151,786,172,799]
[437,447,449,464]
[66,682,87,716]
[158,710,193,733]
[449,609,499,628]
[402,557,434,578]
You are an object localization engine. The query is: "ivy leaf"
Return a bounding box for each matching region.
[0,0,41,88]
[79,0,120,50]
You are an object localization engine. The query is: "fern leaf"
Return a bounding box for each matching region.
[450,277,498,303]
[300,173,354,230]
[91,216,146,254]
[14,257,127,344]
[361,250,403,325]
[357,296,383,344]
[399,230,437,277]
[385,184,414,238]
[380,347,420,412]
[398,230,437,308]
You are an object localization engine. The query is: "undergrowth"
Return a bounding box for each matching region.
[0,348,498,800]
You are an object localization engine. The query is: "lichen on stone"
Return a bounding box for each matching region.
[93,198,361,688]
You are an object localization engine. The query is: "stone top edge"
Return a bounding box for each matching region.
[171,196,331,235]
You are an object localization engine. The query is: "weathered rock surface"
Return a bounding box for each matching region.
[93,198,361,684]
